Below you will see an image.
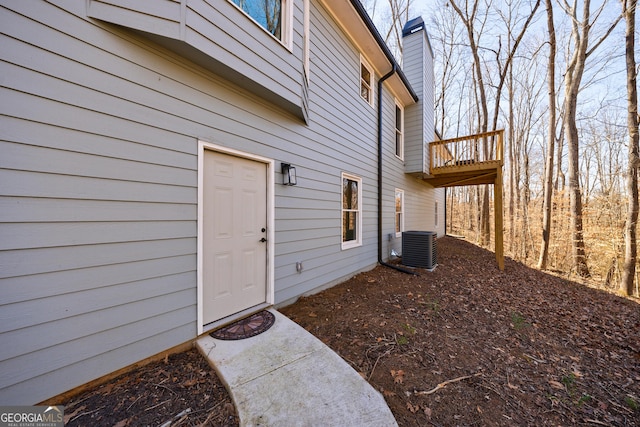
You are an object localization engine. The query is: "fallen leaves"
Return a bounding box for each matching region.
[182,378,199,387]
[63,350,238,427]
[390,369,405,384]
[406,402,420,413]
[549,380,565,390]
[280,237,640,426]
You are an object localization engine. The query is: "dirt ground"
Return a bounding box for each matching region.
[63,236,639,426]
[280,236,640,426]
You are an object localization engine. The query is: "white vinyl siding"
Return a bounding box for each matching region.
[402,27,434,174]
[88,0,304,118]
[0,0,443,404]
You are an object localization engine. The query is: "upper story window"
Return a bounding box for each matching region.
[395,101,404,159]
[395,189,404,236]
[231,0,290,45]
[360,57,374,106]
[342,173,362,249]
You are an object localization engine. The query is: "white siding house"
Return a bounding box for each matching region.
[0,0,444,404]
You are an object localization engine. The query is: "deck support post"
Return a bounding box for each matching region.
[494,163,504,270]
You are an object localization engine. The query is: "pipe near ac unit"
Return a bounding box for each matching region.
[377,66,418,276]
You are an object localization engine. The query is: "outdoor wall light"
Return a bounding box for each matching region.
[281,163,297,186]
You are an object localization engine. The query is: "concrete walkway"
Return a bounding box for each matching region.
[196,309,397,427]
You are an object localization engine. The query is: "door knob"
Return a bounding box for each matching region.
[260,238,267,243]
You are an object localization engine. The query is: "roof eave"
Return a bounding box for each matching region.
[318,0,418,105]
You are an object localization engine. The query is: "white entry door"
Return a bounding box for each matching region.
[202,150,268,325]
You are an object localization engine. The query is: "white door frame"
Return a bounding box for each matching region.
[197,140,275,335]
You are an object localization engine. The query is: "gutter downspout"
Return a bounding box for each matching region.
[378,66,418,275]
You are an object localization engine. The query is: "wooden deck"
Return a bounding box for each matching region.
[421,130,505,270]
[424,130,504,187]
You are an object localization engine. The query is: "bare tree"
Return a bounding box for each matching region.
[537,0,557,270]
[620,0,638,296]
[557,0,621,277]
[431,1,466,136]
[449,0,540,247]
[385,0,413,59]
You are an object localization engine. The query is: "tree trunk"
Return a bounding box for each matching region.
[562,0,592,278]
[508,63,516,254]
[537,0,556,270]
[480,186,491,246]
[621,0,639,296]
[565,86,591,277]
[448,0,491,245]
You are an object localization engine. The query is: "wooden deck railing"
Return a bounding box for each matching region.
[429,129,504,173]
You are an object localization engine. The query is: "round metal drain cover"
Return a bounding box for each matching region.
[210,310,276,340]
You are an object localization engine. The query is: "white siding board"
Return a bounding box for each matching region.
[2,255,195,305]
[0,169,195,203]
[0,141,195,187]
[90,0,181,21]
[1,276,194,359]
[275,236,337,256]
[274,218,336,232]
[88,1,181,39]
[3,117,195,169]
[1,239,195,278]
[275,207,337,221]
[2,65,203,145]
[0,221,194,250]
[0,89,191,157]
[0,197,194,223]
[0,306,194,404]
[2,322,193,405]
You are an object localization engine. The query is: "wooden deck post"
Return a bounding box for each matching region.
[494,152,504,271]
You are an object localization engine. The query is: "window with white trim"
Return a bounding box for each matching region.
[395,101,404,159]
[342,173,362,249]
[395,189,404,236]
[435,201,438,227]
[303,0,310,81]
[360,57,374,106]
[230,0,291,46]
